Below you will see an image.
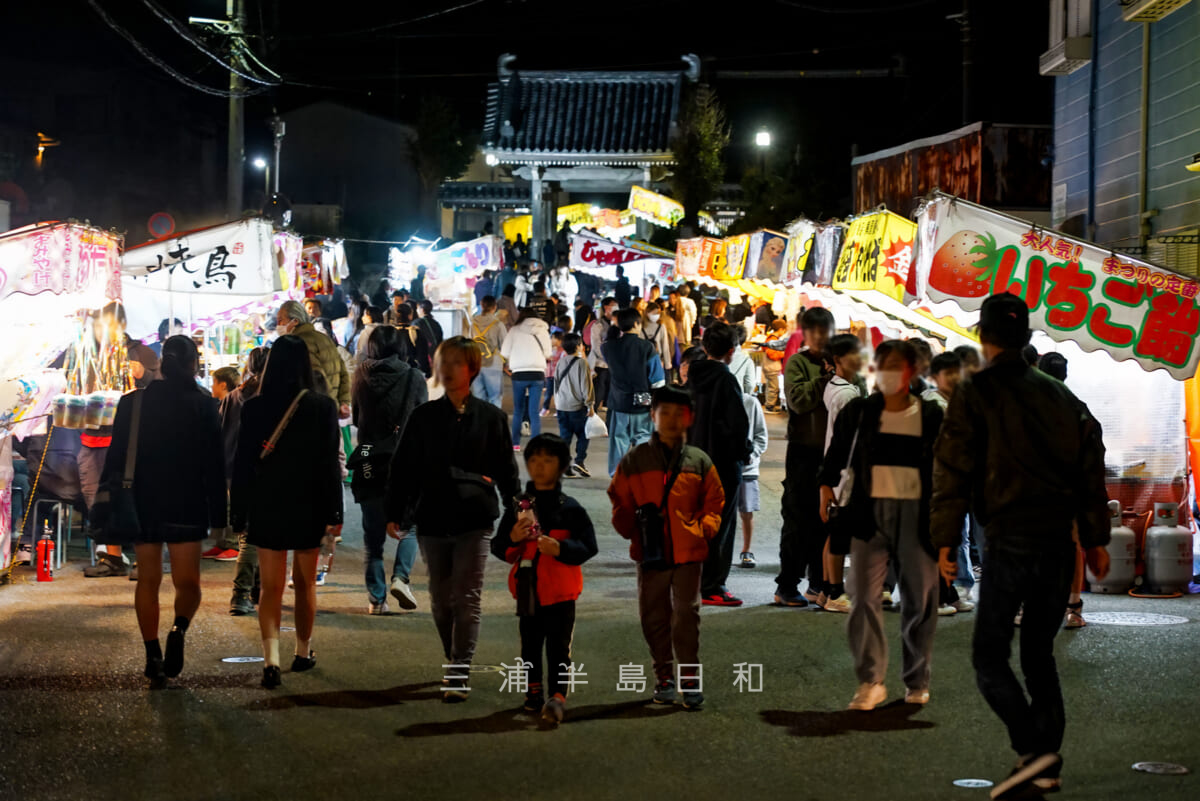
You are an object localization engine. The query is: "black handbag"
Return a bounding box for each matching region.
[448,466,501,528]
[90,391,144,546]
[635,450,683,570]
[347,426,401,502]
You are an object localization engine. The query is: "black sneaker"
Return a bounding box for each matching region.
[290,651,317,672]
[573,462,591,478]
[144,657,167,690]
[739,552,757,568]
[773,591,809,608]
[652,678,677,705]
[523,685,545,712]
[83,553,127,578]
[229,593,254,616]
[680,678,704,710]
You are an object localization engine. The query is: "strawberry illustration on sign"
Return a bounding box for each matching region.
[928,230,1001,298]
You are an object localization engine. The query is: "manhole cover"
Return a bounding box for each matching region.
[1083,612,1190,626]
[280,626,296,632]
[952,779,994,788]
[469,664,505,674]
[221,656,265,663]
[1133,762,1190,775]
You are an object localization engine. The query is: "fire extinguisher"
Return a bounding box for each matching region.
[36,520,54,582]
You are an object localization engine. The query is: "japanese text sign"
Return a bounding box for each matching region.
[0,223,121,305]
[913,195,1200,379]
[717,235,750,281]
[832,210,916,302]
[571,233,647,270]
[432,235,500,278]
[780,219,817,285]
[629,185,685,230]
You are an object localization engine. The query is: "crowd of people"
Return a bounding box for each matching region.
[10,260,1114,797]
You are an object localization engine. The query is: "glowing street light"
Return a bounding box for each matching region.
[755,130,772,148]
[252,157,270,198]
[485,153,500,167]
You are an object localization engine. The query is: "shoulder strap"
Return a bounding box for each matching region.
[260,389,308,460]
[122,391,144,488]
[561,356,580,378]
[659,448,685,511]
[842,404,865,474]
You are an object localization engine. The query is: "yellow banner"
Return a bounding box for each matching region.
[716,235,750,281]
[832,210,916,302]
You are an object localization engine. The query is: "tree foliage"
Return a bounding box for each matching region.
[411,96,476,195]
[669,86,730,234]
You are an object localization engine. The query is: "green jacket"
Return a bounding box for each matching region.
[784,350,830,451]
[293,322,351,407]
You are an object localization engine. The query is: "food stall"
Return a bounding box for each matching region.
[0,222,123,572]
[391,234,503,338]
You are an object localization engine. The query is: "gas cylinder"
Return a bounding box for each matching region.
[1144,503,1193,595]
[1089,501,1135,594]
[36,521,54,582]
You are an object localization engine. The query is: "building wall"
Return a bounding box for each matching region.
[1053,0,1200,248]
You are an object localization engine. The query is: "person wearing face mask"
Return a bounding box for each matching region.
[640,300,673,376]
[818,339,944,712]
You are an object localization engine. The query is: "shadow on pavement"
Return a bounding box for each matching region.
[760,700,935,737]
[396,699,684,737]
[245,681,444,711]
[0,673,253,692]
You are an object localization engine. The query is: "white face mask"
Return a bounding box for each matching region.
[648,312,661,323]
[875,369,906,396]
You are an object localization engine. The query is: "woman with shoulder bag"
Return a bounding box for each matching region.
[500,309,552,448]
[231,335,343,689]
[101,335,227,688]
[351,326,428,615]
[384,338,521,701]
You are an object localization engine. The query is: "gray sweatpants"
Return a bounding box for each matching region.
[419,530,491,677]
[848,498,939,691]
[636,562,702,683]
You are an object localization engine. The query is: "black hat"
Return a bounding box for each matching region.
[978,293,1031,349]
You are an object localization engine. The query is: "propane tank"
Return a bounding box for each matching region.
[36,520,54,582]
[1089,501,1135,594]
[1144,502,1193,595]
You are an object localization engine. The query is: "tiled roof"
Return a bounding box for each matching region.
[482,55,699,164]
[437,182,530,208]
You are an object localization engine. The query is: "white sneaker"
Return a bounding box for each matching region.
[951,599,975,613]
[368,600,389,615]
[390,577,418,611]
[904,688,930,705]
[824,593,852,614]
[848,682,887,711]
[521,421,531,436]
[938,604,958,616]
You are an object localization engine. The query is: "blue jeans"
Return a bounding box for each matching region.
[472,367,503,408]
[607,409,653,476]
[361,496,418,604]
[511,379,543,443]
[542,376,555,411]
[557,409,589,465]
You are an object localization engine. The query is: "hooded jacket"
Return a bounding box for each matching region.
[728,348,756,395]
[686,358,752,475]
[492,482,598,607]
[931,350,1110,552]
[351,355,428,446]
[293,322,351,406]
[500,317,551,375]
[608,434,725,566]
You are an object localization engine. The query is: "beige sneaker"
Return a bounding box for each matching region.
[904,688,930,705]
[848,682,887,711]
[824,593,852,614]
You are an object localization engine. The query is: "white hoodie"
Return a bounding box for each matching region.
[500,317,551,375]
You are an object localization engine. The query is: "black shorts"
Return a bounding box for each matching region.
[826,511,852,556]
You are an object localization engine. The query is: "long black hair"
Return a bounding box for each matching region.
[259,335,315,405]
[160,335,200,389]
[241,346,269,399]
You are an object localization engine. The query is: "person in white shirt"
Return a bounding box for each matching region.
[820,334,867,613]
[500,310,551,447]
[737,393,769,569]
[549,266,578,313]
[514,270,536,309]
[677,285,698,348]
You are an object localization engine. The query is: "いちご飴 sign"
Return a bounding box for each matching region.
[914,195,1200,379]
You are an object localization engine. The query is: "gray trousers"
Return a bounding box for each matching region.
[232,531,259,595]
[419,530,491,677]
[636,562,702,682]
[848,499,939,691]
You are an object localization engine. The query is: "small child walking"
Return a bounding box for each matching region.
[491,434,598,725]
[738,393,769,568]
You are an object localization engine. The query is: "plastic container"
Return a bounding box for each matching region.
[1088,500,1136,594]
[63,396,87,429]
[83,394,106,429]
[1144,503,1193,595]
[100,392,120,427]
[51,395,68,427]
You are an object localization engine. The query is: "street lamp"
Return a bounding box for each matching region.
[755,129,771,174]
[253,157,269,198]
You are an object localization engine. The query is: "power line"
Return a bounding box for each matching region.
[87,0,266,98]
[280,0,489,39]
[140,0,280,86]
[774,0,940,12]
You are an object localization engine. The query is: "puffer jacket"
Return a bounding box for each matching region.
[293,322,351,406]
[931,350,1110,552]
[608,434,725,565]
[501,317,551,375]
[492,483,598,607]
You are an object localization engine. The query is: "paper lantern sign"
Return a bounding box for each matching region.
[780,220,817,285]
[717,235,751,281]
[743,230,788,281]
[832,209,916,302]
[0,223,121,305]
[432,235,501,279]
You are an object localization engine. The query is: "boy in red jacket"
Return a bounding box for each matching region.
[608,386,725,710]
[492,434,598,726]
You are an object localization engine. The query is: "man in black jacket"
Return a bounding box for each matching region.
[687,323,752,607]
[932,293,1110,797]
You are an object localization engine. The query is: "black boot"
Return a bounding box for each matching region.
[229,592,254,616]
[84,552,128,578]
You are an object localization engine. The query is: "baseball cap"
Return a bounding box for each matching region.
[978,293,1031,349]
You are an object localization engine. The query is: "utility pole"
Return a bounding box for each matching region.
[270,115,286,194]
[227,0,246,219]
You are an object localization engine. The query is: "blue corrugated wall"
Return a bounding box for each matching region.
[1054,0,1200,246]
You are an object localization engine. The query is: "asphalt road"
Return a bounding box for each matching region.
[1,411,1198,801]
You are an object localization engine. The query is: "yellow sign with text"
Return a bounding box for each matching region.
[831,210,916,302]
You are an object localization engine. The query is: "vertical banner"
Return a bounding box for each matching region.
[832,210,916,302]
[913,193,1200,379]
[675,238,704,278]
[781,219,817,285]
[718,235,750,281]
[743,230,788,281]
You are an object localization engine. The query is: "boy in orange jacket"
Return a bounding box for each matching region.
[492,434,598,726]
[608,386,725,709]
